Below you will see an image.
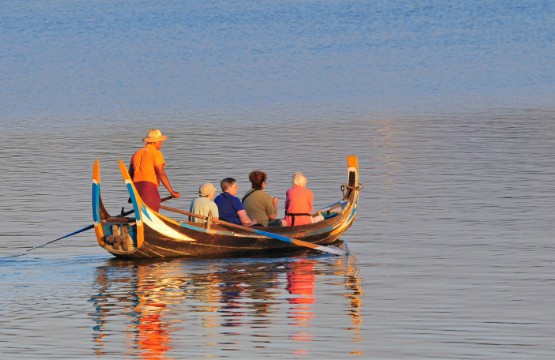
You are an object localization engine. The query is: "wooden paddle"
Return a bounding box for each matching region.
[159,205,346,256]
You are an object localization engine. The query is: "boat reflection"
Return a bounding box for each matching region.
[89,255,363,358]
[337,256,365,356]
[91,260,187,359]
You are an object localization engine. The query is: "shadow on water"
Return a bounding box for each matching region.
[89,253,363,358]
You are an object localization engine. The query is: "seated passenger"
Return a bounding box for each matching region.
[214,177,255,226]
[284,172,318,226]
[242,170,282,227]
[189,182,219,223]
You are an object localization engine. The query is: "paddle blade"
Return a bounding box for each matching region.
[311,244,346,256]
[253,228,346,256]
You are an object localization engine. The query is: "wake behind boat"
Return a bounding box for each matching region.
[92,155,361,259]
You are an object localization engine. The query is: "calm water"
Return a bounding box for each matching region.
[1,1,554,359]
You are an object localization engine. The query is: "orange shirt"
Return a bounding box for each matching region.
[130,144,165,186]
[285,186,313,226]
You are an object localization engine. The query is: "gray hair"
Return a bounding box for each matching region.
[220,177,237,191]
[292,172,307,187]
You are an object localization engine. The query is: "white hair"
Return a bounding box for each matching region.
[292,172,307,187]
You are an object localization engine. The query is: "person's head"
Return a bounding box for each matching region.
[199,182,217,199]
[292,172,307,187]
[220,177,238,195]
[143,129,168,149]
[248,170,267,190]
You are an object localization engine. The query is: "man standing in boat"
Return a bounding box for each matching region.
[128,129,181,211]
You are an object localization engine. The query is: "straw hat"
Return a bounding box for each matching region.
[143,129,168,143]
[199,182,217,197]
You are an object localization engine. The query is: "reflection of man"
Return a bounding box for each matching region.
[135,265,172,358]
[90,264,176,358]
[136,307,171,357]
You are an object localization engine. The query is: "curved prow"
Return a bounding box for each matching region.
[92,160,106,246]
[344,155,360,200]
[118,160,145,248]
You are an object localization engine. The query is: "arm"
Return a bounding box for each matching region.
[268,196,279,220]
[237,209,255,226]
[284,191,290,216]
[211,202,219,221]
[155,163,181,199]
[307,189,314,214]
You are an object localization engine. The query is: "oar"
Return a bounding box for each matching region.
[2,225,94,259]
[26,225,95,254]
[3,195,173,258]
[159,205,346,256]
[215,219,346,256]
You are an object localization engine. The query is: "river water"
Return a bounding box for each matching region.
[1,1,554,359]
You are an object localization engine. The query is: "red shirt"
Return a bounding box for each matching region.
[284,186,313,226]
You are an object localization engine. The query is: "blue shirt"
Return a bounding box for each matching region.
[214,192,245,225]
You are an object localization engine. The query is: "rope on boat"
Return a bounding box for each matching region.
[341,183,363,198]
[341,184,363,191]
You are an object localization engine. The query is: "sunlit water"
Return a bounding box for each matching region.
[1,1,554,359]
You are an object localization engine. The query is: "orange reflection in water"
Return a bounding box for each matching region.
[134,265,173,359]
[286,259,317,355]
[91,261,188,359]
[91,255,363,358]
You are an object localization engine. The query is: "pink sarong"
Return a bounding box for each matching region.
[134,181,161,212]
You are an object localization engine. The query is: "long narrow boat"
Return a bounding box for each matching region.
[92,155,361,259]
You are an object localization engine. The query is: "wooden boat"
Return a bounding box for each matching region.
[92,155,361,259]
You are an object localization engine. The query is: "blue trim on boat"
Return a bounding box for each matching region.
[176,221,235,236]
[346,198,358,222]
[125,182,141,221]
[92,183,101,223]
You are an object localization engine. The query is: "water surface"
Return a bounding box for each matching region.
[1,1,554,359]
